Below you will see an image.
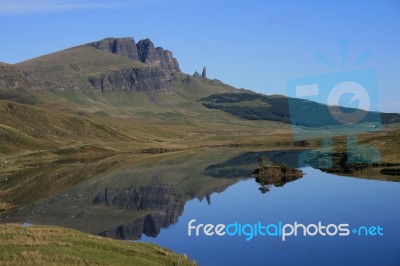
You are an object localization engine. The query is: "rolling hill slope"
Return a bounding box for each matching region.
[201,92,400,126]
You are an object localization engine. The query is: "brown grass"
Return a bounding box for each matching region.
[0,224,196,266]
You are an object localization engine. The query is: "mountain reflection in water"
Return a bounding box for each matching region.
[1,149,304,240]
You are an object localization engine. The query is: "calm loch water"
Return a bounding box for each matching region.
[3,149,400,266]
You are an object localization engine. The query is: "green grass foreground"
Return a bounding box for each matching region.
[0,224,196,266]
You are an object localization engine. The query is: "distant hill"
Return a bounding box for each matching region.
[16,38,172,93]
[13,36,399,127]
[0,36,398,159]
[12,37,237,105]
[201,92,400,126]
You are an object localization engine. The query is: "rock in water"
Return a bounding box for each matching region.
[251,161,303,187]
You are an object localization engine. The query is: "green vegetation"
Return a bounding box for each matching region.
[201,92,400,126]
[0,224,195,265]
[16,46,148,85]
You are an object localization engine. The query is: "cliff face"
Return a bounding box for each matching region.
[136,39,180,72]
[88,37,180,72]
[84,37,181,94]
[88,67,172,93]
[88,37,140,61]
[93,183,181,210]
[94,184,185,240]
[99,203,184,240]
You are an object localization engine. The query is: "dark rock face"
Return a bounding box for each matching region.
[88,37,180,72]
[88,67,172,93]
[99,202,184,240]
[94,184,185,240]
[136,39,180,72]
[86,37,180,93]
[201,67,207,78]
[88,37,139,61]
[93,183,181,210]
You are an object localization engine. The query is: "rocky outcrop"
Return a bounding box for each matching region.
[252,165,303,185]
[94,183,185,240]
[192,67,207,79]
[201,67,207,78]
[99,202,184,240]
[136,39,180,72]
[0,63,33,89]
[88,37,140,61]
[88,37,180,72]
[93,183,181,210]
[86,37,180,93]
[251,158,303,192]
[88,67,172,93]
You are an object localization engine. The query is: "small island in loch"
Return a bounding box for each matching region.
[251,157,304,192]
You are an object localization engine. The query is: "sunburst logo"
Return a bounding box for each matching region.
[315,40,372,70]
[286,40,381,166]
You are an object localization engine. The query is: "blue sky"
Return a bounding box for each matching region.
[0,0,399,112]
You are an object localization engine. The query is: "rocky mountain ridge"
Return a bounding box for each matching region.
[12,37,183,94]
[88,37,180,72]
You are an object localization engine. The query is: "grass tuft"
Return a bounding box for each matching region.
[0,224,196,266]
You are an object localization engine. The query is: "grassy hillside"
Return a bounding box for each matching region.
[0,63,42,105]
[0,59,294,159]
[16,45,148,86]
[0,224,195,265]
